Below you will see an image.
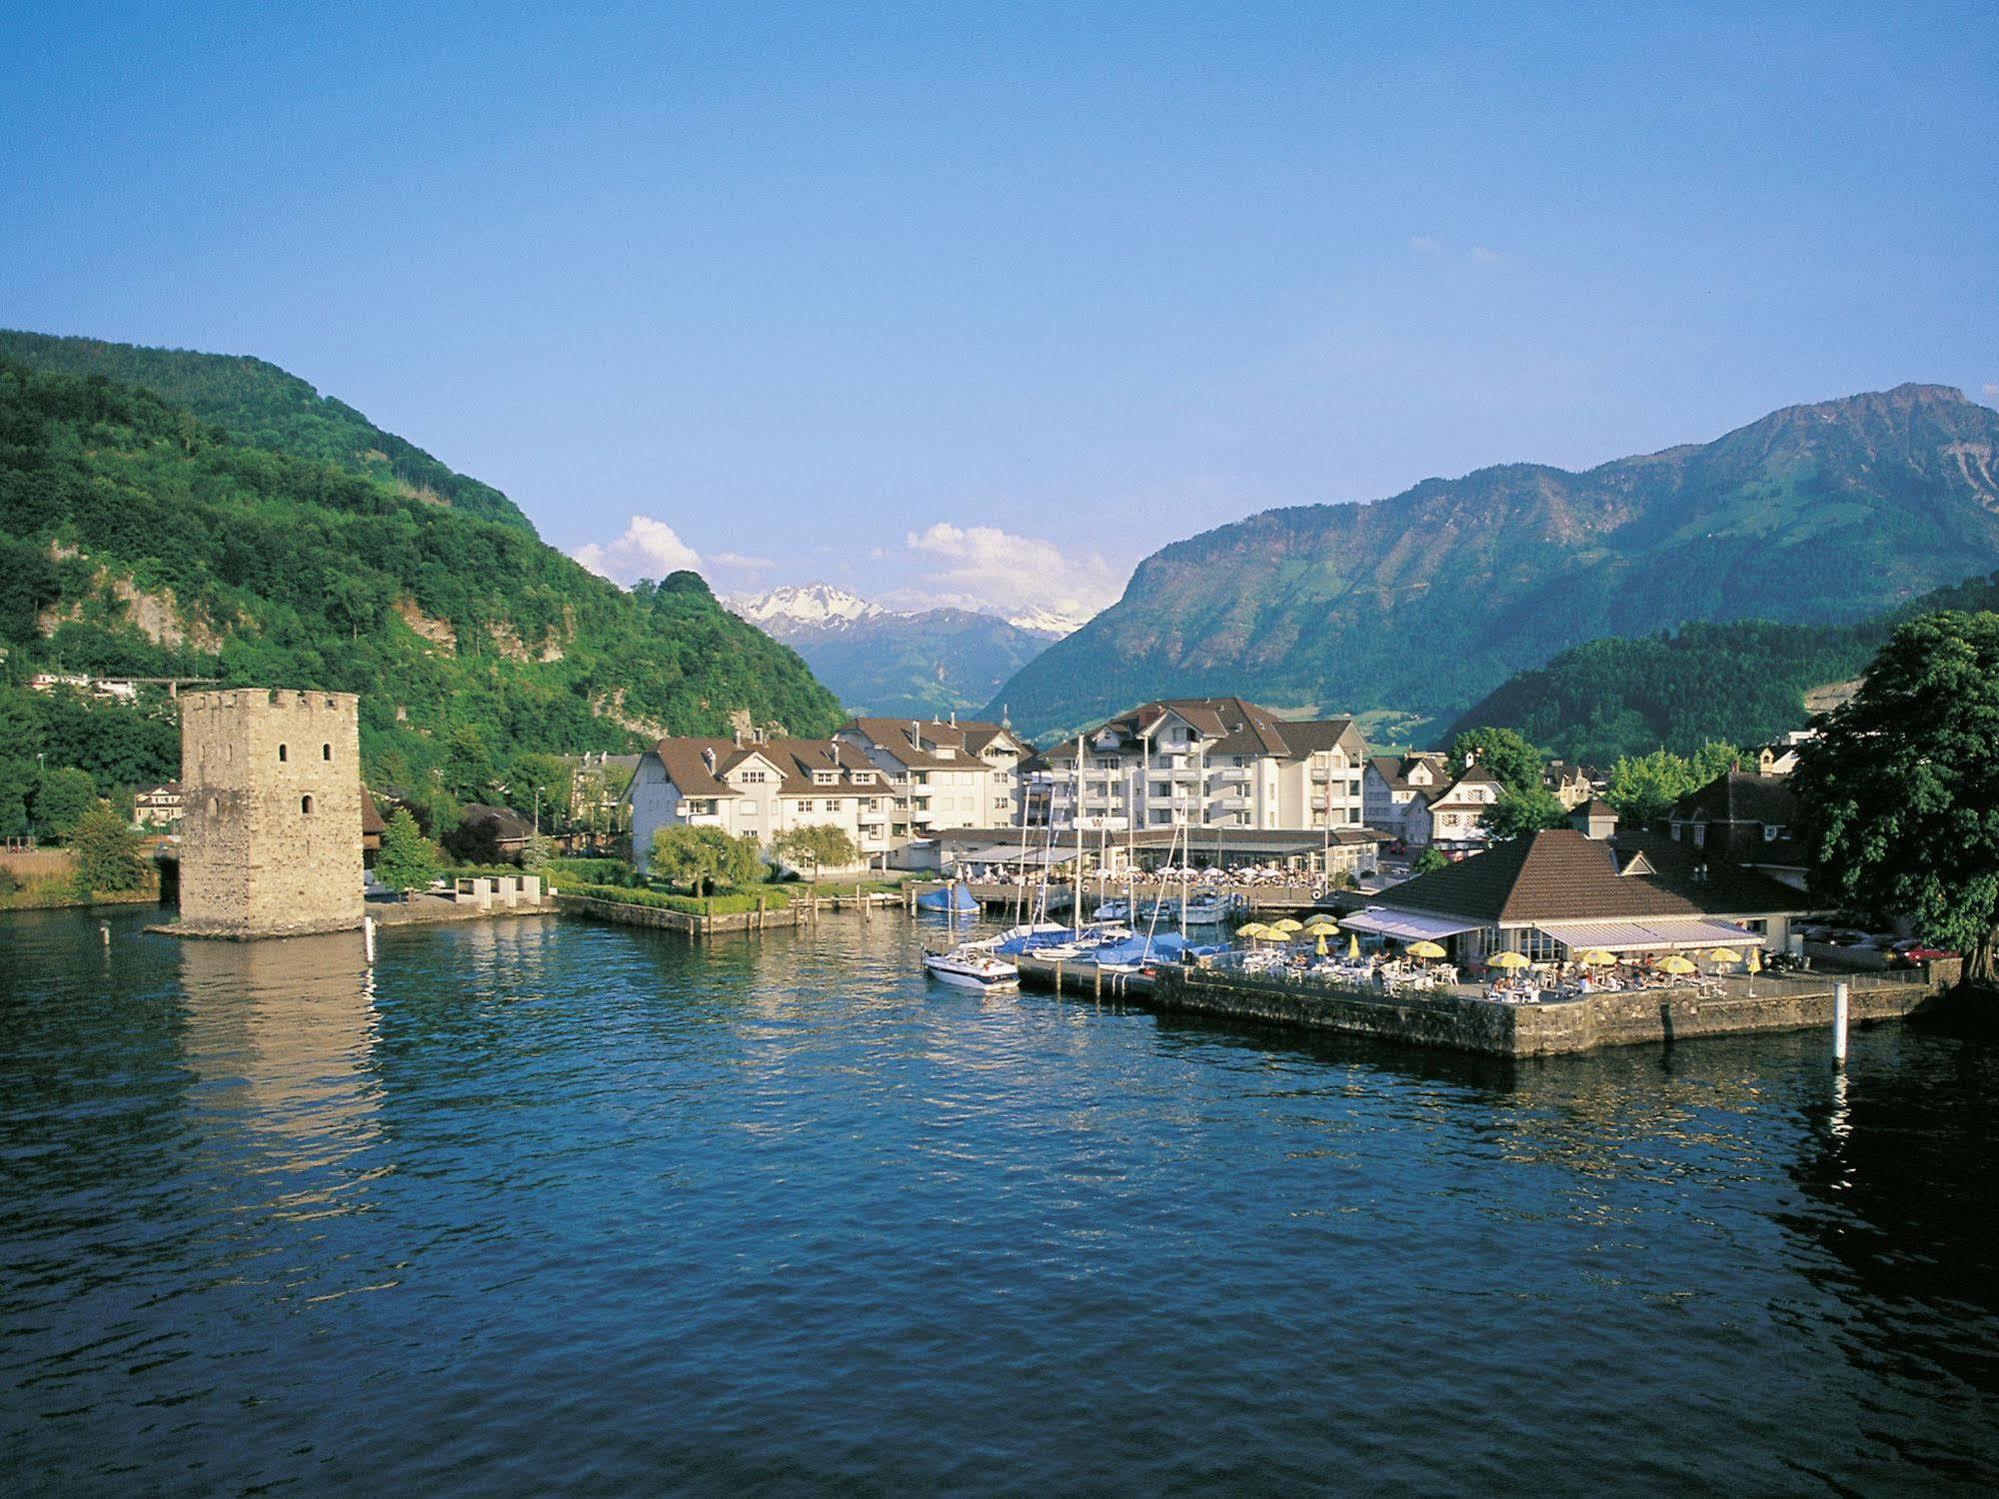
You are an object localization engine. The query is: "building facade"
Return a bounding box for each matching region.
[177,688,365,937]
[627,733,895,872]
[1364,754,1503,849]
[836,717,1031,841]
[1030,698,1369,834]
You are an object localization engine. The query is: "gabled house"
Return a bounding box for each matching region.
[133,781,184,830]
[1542,760,1598,809]
[1667,770,1809,891]
[836,716,1031,844]
[1367,755,1504,849]
[627,733,894,871]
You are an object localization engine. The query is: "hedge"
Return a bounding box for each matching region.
[560,882,793,916]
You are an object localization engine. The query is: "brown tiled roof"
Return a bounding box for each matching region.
[1672,771,1798,828]
[1073,697,1359,761]
[361,788,385,836]
[1574,798,1618,819]
[650,735,892,798]
[1379,828,1807,924]
[1368,752,1450,792]
[840,717,1015,770]
[459,803,534,843]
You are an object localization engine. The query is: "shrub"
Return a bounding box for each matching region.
[561,881,791,915]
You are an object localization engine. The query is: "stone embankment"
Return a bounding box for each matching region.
[1016,955,1947,1057]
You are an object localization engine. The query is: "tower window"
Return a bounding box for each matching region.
[278,744,288,762]
[322,743,332,761]
[301,795,315,815]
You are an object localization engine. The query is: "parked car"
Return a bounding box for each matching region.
[1889,939,1958,967]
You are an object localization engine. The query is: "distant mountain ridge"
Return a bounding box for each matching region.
[727,583,1066,718]
[986,384,1999,738]
[0,329,536,533]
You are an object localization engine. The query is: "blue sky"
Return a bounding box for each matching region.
[5,3,1997,623]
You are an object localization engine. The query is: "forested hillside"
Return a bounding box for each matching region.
[0,330,534,531]
[0,358,841,832]
[1448,570,1999,763]
[988,384,1999,737]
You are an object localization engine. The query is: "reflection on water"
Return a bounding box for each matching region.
[3,907,1998,1496]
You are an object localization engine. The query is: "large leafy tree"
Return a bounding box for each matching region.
[772,824,860,880]
[376,808,440,901]
[1446,726,1544,795]
[70,806,146,894]
[648,825,762,896]
[1484,785,1569,840]
[32,766,99,839]
[1793,611,1999,981]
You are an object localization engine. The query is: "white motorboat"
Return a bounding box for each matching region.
[923,945,1020,990]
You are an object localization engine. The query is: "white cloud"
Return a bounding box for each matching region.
[710,550,774,572]
[1409,234,1444,255]
[573,515,702,583]
[1984,382,1999,402]
[1469,245,1500,263]
[895,522,1124,624]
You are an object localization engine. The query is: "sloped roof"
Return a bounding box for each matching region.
[649,735,890,798]
[1074,697,1359,761]
[840,717,1016,769]
[1672,771,1799,828]
[1378,828,1806,925]
[459,803,534,843]
[361,787,385,836]
[1368,752,1450,792]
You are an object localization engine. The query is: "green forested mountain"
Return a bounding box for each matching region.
[987,384,1999,737]
[0,353,841,830]
[0,330,535,532]
[1446,570,1999,764]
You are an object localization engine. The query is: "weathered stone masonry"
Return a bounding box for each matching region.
[176,689,364,938]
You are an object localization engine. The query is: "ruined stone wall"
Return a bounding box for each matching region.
[178,689,364,937]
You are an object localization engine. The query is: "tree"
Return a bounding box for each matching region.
[1484,785,1569,840]
[648,825,763,896]
[1689,740,1747,785]
[1602,749,1696,827]
[441,725,495,802]
[1446,726,1544,795]
[498,752,573,829]
[70,806,146,894]
[1792,610,1999,981]
[376,808,440,902]
[1410,847,1451,876]
[772,824,860,882]
[521,833,557,873]
[32,766,99,840]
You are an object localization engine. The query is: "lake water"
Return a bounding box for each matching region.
[3,907,1998,1495]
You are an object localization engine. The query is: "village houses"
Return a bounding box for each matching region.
[1361,753,1505,850]
[835,716,1032,838]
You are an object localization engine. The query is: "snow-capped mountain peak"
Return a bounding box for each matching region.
[728,583,882,627]
[1007,605,1093,638]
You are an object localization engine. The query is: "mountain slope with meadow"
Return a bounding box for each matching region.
[986,385,1999,738]
[1446,569,1999,764]
[0,329,536,532]
[0,341,842,814]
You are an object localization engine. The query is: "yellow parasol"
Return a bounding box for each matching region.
[1578,950,1619,966]
[1346,934,1361,961]
[1746,947,1761,973]
[1235,922,1270,940]
[1488,951,1531,970]
[1707,947,1743,965]
[1315,935,1329,957]
[1658,954,1697,975]
[1270,918,1305,933]
[1406,940,1448,960]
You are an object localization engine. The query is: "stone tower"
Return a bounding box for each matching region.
[177,689,365,938]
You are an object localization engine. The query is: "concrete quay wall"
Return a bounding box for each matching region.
[1145,965,1940,1057]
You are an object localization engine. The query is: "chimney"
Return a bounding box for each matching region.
[949,709,957,727]
[701,747,716,772]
